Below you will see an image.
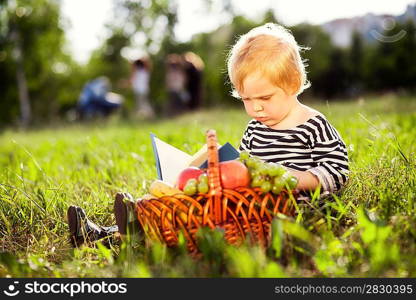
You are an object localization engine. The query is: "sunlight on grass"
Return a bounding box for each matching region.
[0,95,415,277]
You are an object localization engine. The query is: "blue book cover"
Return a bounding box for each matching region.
[199,142,240,169]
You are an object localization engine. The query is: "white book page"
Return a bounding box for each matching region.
[153,137,192,185]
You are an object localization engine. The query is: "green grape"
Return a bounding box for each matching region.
[197,181,209,194]
[272,184,283,195]
[253,159,263,170]
[273,177,285,193]
[251,175,263,187]
[266,164,278,177]
[239,150,250,160]
[286,176,298,190]
[260,181,272,193]
[198,173,208,184]
[184,185,197,195]
[258,164,269,176]
[245,157,257,168]
[273,177,285,187]
[250,168,260,177]
[277,165,287,176]
[280,172,290,181]
[184,179,197,195]
[267,163,286,177]
[187,178,198,185]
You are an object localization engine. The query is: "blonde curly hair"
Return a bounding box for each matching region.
[227,23,310,98]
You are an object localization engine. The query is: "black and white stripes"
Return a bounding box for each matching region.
[239,115,349,194]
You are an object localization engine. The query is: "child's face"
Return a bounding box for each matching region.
[239,72,294,129]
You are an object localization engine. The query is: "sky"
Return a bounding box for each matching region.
[61,0,416,64]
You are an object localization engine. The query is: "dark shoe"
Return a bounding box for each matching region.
[114,192,142,237]
[67,205,118,247]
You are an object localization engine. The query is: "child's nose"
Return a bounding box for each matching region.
[253,101,263,112]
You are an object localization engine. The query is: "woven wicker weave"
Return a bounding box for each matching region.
[135,129,295,254]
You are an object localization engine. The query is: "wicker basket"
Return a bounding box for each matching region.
[135,129,296,254]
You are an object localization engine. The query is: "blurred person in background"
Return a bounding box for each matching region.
[183,52,204,111]
[77,76,123,119]
[131,57,155,119]
[165,54,189,116]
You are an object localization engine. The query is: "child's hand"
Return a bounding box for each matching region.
[287,169,320,191]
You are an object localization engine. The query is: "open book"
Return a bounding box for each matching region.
[150,133,240,185]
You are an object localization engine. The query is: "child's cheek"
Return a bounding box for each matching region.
[243,102,252,116]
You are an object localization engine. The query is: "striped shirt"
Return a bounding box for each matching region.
[239,115,349,194]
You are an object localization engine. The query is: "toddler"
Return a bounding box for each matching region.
[67,23,350,246]
[227,23,349,197]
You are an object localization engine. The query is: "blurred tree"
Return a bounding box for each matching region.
[83,0,180,115]
[348,31,365,96]
[190,15,258,107]
[290,23,334,98]
[395,21,416,91]
[86,30,131,87]
[1,0,415,126]
[366,21,416,93]
[369,34,396,91]
[320,48,350,98]
[0,0,75,127]
[405,21,416,91]
[263,9,279,24]
[113,0,178,54]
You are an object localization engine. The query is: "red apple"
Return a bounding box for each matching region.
[177,167,205,190]
[219,160,250,189]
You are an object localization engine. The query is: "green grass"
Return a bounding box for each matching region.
[0,95,415,277]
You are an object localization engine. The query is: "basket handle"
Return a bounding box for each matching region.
[206,129,223,224]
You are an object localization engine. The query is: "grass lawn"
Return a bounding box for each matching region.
[0,94,415,277]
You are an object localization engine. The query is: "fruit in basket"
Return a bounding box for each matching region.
[286,175,298,190]
[251,175,262,187]
[219,160,250,189]
[198,173,208,184]
[135,130,296,254]
[266,163,286,177]
[239,150,250,160]
[149,180,183,198]
[184,178,198,195]
[196,173,209,194]
[197,180,209,194]
[238,151,299,193]
[260,181,272,193]
[272,176,285,194]
[177,167,205,190]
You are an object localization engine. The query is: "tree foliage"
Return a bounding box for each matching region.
[1,0,415,126]
[0,0,79,126]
